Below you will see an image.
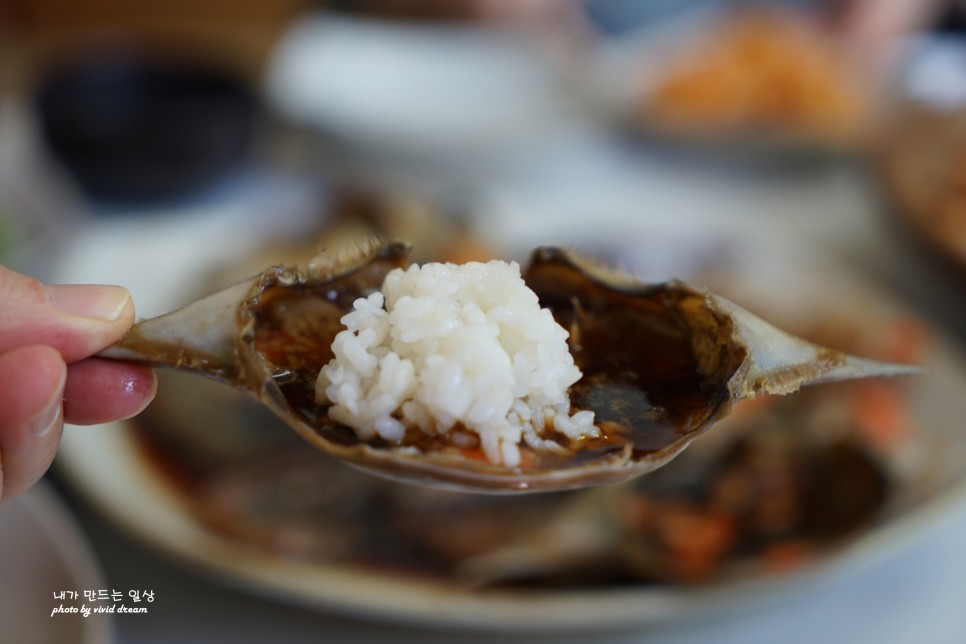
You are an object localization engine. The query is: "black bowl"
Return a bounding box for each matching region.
[35,53,257,203]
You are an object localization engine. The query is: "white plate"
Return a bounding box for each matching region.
[265,15,583,160]
[0,482,113,644]
[52,208,966,631]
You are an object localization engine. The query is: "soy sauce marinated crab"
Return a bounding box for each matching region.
[101,237,918,493]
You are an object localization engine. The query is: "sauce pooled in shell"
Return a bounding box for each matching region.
[248,245,747,490]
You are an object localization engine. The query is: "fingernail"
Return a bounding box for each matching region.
[47,284,130,322]
[29,384,64,438]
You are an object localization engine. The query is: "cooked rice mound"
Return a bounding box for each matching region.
[315,260,598,467]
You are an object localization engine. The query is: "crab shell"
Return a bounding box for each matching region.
[101,238,917,493]
[209,240,915,493]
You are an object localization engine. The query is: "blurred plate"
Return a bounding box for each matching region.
[0,482,113,644]
[52,208,966,631]
[892,36,966,112]
[265,15,582,160]
[876,36,966,274]
[581,5,871,162]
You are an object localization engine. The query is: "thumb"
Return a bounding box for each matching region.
[0,264,135,364]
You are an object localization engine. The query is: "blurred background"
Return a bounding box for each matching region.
[2,1,966,643]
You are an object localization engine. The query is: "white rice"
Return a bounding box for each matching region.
[315,260,598,467]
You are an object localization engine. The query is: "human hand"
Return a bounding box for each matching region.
[0,264,157,503]
[830,0,944,72]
